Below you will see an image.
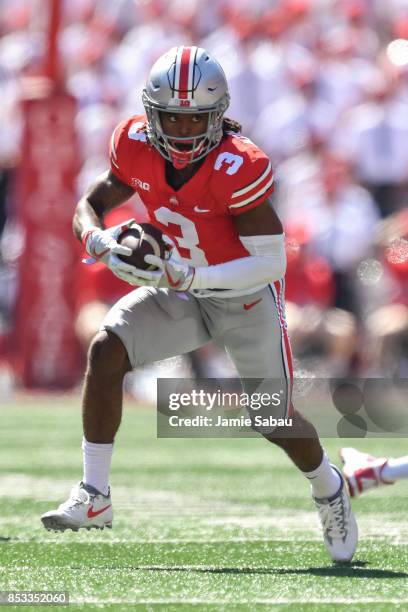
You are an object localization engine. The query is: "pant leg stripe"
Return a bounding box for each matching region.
[279,277,294,380]
[269,281,294,418]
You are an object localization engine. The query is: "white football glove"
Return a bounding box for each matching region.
[132,254,195,291]
[82,219,142,285]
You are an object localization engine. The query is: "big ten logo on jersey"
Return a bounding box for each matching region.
[214,152,243,175]
[131,177,150,191]
[128,122,147,142]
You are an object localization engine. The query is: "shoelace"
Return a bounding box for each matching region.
[59,486,91,511]
[318,494,348,539]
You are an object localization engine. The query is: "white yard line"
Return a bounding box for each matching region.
[2,474,408,543]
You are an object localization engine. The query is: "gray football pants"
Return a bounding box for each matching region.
[101,283,293,418]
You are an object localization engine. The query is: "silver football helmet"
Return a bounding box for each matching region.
[142,46,230,168]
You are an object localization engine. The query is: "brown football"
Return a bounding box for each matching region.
[117,223,166,270]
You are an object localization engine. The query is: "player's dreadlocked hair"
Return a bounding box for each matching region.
[222,117,242,136]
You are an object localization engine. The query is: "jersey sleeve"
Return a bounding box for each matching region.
[227,142,275,216]
[109,115,147,186]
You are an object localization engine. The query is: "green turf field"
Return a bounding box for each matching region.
[0,395,407,610]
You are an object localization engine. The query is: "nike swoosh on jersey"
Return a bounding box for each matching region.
[243,298,263,311]
[87,504,111,519]
[194,206,210,213]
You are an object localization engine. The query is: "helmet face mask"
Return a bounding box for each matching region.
[142,46,230,169]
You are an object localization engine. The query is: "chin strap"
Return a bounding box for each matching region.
[171,154,190,169]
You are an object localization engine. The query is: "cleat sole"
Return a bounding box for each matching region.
[41,515,112,532]
[41,516,79,532]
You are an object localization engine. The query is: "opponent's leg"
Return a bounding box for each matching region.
[375,455,408,482]
[340,448,408,497]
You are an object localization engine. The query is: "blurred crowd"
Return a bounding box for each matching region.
[0,0,408,392]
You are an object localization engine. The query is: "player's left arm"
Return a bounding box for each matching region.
[232,196,283,236]
[182,196,286,291]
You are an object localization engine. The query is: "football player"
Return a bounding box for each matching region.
[341,448,408,497]
[41,46,358,562]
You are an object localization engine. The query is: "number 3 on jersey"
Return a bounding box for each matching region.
[154,207,208,266]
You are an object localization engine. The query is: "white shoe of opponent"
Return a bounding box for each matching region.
[314,465,358,562]
[41,482,113,532]
[340,447,394,498]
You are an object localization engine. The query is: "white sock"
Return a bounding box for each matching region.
[382,456,408,482]
[82,437,113,496]
[304,451,341,499]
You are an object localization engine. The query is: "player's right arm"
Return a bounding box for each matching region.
[72,170,142,285]
[73,116,154,285]
[73,170,134,242]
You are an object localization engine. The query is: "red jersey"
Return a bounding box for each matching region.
[109,115,274,266]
